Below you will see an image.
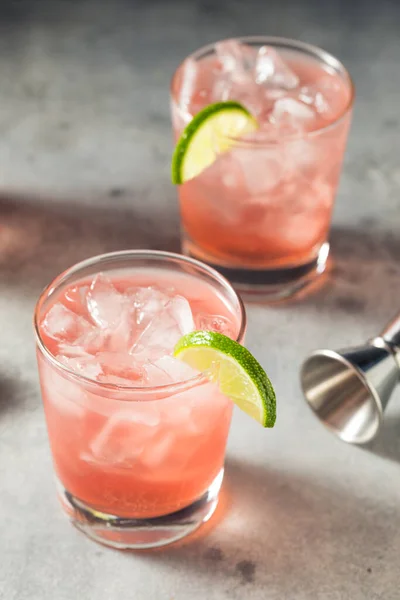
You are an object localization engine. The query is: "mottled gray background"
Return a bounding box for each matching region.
[1,0,400,598]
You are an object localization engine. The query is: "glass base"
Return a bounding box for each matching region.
[57,469,224,550]
[183,240,330,303]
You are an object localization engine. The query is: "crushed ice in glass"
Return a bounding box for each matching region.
[130,295,194,360]
[43,304,91,341]
[254,46,299,89]
[43,276,235,387]
[87,407,162,465]
[57,355,103,379]
[87,274,128,329]
[181,40,342,128]
[271,97,315,125]
[144,356,199,385]
[130,286,170,327]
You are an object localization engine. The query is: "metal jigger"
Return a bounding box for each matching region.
[300,313,400,445]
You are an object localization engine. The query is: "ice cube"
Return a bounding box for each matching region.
[42,303,92,341]
[57,355,103,380]
[58,327,106,358]
[143,355,200,386]
[139,432,175,468]
[254,46,299,89]
[216,40,255,77]
[263,88,288,102]
[106,304,133,352]
[88,409,160,466]
[211,75,234,103]
[77,328,106,354]
[261,177,332,252]
[304,76,344,119]
[86,274,127,329]
[188,153,246,223]
[161,376,222,436]
[195,313,236,338]
[97,351,145,384]
[298,85,330,115]
[213,74,264,116]
[130,295,194,360]
[178,58,198,108]
[230,83,265,117]
[131,287,170,327]
[97,351,139,372]
[232,146,284,195]
[143,362,173,386]
[168,296,195,334]
[212,43,301,119]
[64,285,90,317]
[213,41,263,116]
[153,356,198,383]
[272,97,316,125]
[58,342,93,359]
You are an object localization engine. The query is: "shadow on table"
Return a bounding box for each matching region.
[0,189,180,299]
[363,408,400,464]
[0,372,26,417]
[276,224,400,319]
[141,458,390,593]
[3,191,399,317]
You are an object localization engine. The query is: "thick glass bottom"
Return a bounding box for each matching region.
[57,469,224,550]
[183,238,330,302]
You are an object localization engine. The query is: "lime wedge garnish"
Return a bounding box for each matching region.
[174,331,276,427]
[171,101,258,184]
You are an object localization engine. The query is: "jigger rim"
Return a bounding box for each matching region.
[300,348,383,445]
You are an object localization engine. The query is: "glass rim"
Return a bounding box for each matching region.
[170,35,355,142]
[34,249,247,396]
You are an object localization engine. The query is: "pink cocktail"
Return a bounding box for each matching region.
[34,250,245,549]
[171,37,354,300]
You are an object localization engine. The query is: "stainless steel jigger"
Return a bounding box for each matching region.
[300,313,400,445]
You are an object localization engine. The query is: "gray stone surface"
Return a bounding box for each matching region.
[1,0,400,598]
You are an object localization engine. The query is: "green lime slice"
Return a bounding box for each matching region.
[171,101,258,184]
[174,331,276,427]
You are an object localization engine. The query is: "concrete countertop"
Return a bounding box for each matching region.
[1,0,400,598]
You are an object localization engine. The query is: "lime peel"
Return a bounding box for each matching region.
[174,331,276,428]
[171,101,258,184]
